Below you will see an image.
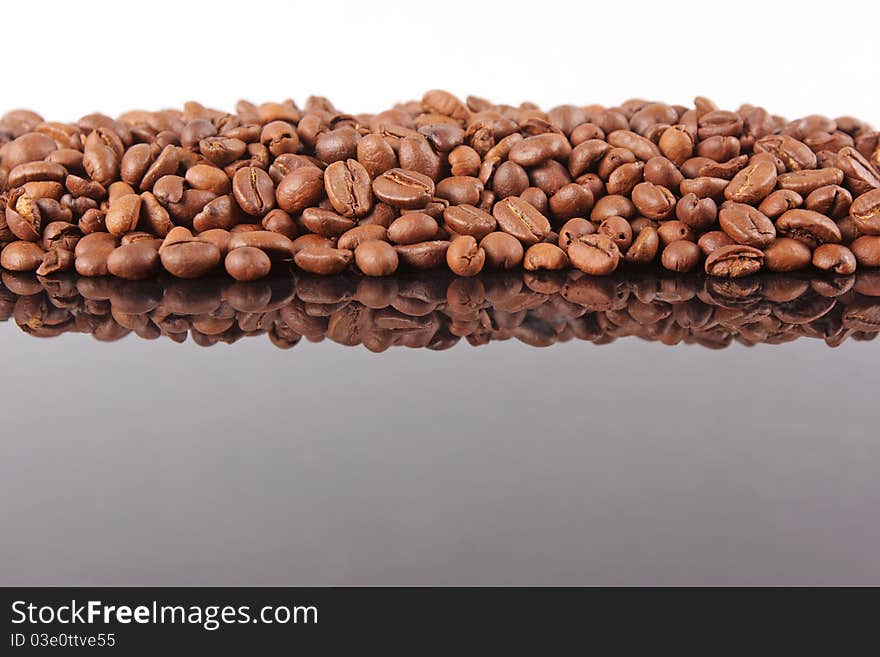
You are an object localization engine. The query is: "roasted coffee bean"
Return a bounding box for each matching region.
[107,243,161,280]
[850,236,880,267]
[186,164,232,195]
[632,182,675,219]
[557,217,596,252]
[644,156,684,190]
[74,232,118,277]
[719,203,776,248]
[160,240,221,278]
[373,168,435,209]
[41,221,80,252]
[591,194,636,222]
[523,243,568,271]
[724,159,777,204]
[226,231,295,259]
[357,134,398,179]
[598,216,633,251]
[36,247,74,276]
[697,230,735,256]
[836,147,880,196]
[294,245,353,275]
[763,237,813,272]
[759,189,803,218]
[676,193,717,230]
[436,176,483,206]
[549,183,594,220]
[446,235,485,276]
[661,240,701,272]
[324,159,373,218]
[192,195,244,232]
[6,189,42,241]
[1,240,45,271]
[442,204,496,239]
[754,134,816,171]
[568,234,620,275]
[777,168,845,195]
[480,232,524,269]
[776,209,842,247]
[509,133,572,166]
[355,240,399,277]
[275,166,324,214]
[337,225,388,251]
[395,240,450,270]
[492,197,551,245]
[804,185,852,220]
[657,220,695,245]
[225,246,272,281]
[387,213,439,244]
[704,244,763,277]
[850,189,880,235]
[812,244,857,275]
[105,193,142,235]
[625,225,660,264]
[232,167,275,216]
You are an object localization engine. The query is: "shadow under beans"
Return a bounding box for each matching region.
[1,268,879,351]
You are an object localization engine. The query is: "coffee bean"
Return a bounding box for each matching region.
[704,244,763,277]
[657,220,695,245]
[719,203,776,248]
[632,182,676,219]
[232,167,275,216]
[337,225,388,251]
[435,176,483,206]
[763,238,812,272]
[777,168,845,195]
[523,243,568,271]
[758,189,803,218]
[697,230,735,256]
[776,209,842,247]
[373,168,435,209]
[850,189,880,235]
[836,147,880,196]
[850,236,880,267]
[355,240,399,277]
[160,240,221,278]
[812,244,857,275]
[324,159,373,218]
[387,213,439,245]
[724,159,777,204]
[492,196,551,245]
[107,243,161,280]
[676,193,717,230]
[186,164,232,196]
[509,133,572,166]
[625,225,660,264]
[1,240,45,271]
[804,185,852,220]
[446,235,485,276]
[395,240,450,270]
[74,232,118,276]
[442,204,496,240]
[661,239,701,272]
[36,248,74,276]
[480,232,524,269]
[225,246,272,281]
[226,230,295,260]
[106,193,142,235]
[568,234,620,275]
[598,216,633,251]
[294,245,353,275]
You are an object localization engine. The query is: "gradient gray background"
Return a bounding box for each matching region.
[1,325,878,586]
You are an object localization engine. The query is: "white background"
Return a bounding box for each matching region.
[4,0,878,124]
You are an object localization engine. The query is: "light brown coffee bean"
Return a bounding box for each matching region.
[324,159,373,218]
[568,234,620,275]
[812,244,857,275]
[719,203,776,248]
[225,246,272,281]
[443,204,496,239]
[704,244,764,277]
[294,245,353,275]
[762,237,812,272]
[446,235,486,276]
[160,240,222,278]
[480,232,524,269]
[523,243,568,271]
[373,168,435,209]
[492,197,551,245]
[106,243,160,280]
[776,209,842,247]
[355,240,399,277]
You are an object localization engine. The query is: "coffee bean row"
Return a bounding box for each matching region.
[3,269,878,349]
[1,92,879,280]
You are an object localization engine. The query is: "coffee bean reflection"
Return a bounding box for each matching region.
[2,270,878,350]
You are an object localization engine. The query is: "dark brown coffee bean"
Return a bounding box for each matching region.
[261,208,298,240]
[568,234,620,275]
[836,146,880,195]
[724,159,777,204]
[107,243,160,280]
[388,213,439,244]
[758,189,803,218]
[631,182,675,219]
[557,217,596,253]
[480,232,524,269]
[625,225,660,264]
[776,209,842,247]
[294,245,353,275]
[373,168,435,209]
[160,240,221,278]
[337,225,388,251]
[324,159,373,218]
[850,189,880,235]
[1,240,45,271]
[299,207,355,238]
[446,235,485,276]
[398,135,442,181]
[704,244,763,277]
[697,230,735,256]
[105,193,142,235]
[355,240,399,277]
[850,236,880,267]
[598,216,633,251]
[812,244,857,275]
[232,167,275,216]
[152,175,185,205]
[549,183,594,220]
[186,164,231,195]
[719,203,776,248]
[36,248,74,276]
[274,166,324,215]
[676,193,717,230]
[661,240,701,272]
[225,246,272,281]
[754,135,816,171]
[41,221,80,251]
[529,159,572,195]
[777,168,844,195]
[568,139,610,177]
[523,243,568,271]
[605,161,644,196]
[226,231,295,259]
[509,133,572,166]
[492,196,551,245]
[395,240,450,270]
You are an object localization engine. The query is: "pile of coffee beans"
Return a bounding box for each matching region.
[2,92,879,281]
[3,269,878,349]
